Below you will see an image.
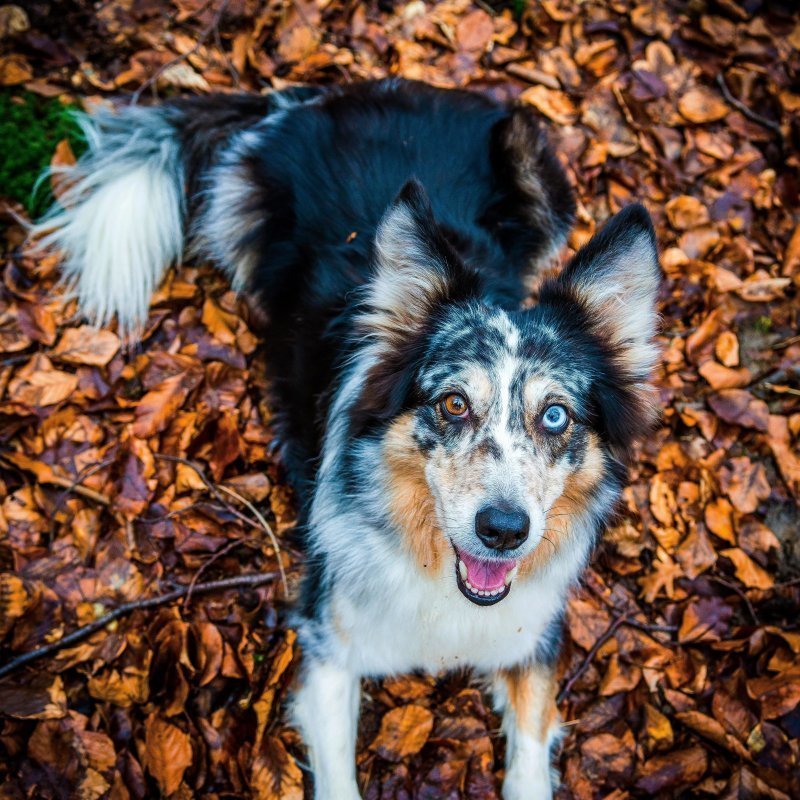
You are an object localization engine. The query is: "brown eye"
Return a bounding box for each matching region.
[441,393,469,420]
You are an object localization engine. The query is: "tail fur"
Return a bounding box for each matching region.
[28,93,289,336]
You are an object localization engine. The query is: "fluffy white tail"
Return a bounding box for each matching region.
[29,106,185,337]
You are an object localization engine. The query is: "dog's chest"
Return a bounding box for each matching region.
[332,572,565,676]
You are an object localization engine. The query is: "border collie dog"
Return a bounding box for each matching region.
[33,80,659,799]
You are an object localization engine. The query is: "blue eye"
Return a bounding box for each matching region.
[541,404,569,434]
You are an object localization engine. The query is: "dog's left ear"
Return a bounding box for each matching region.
[353,180,480,423]
[545,203,661,379]
[361,179,480,347]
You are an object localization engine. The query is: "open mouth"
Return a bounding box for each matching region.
[453,547,518,606]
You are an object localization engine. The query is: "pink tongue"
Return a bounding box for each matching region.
[458,550,517,591]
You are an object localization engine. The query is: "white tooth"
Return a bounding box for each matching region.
[478,590,486,596]
[458,560,468,582]
[504,566,518,586]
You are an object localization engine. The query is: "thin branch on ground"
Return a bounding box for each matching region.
[183,536,260,607]
[0,456,110,506]
[710,576,761,625]
[558,615,627,704]
[153,453,290,597]
[217,483,289,597]
[48,456,117,539]
[0,572,277,681]
[716,74,782,139]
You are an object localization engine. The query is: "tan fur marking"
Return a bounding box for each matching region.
[383,413,448,574]
[518,431,605,580]
[499,662,559,743]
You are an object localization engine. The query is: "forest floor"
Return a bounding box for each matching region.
[1,1,799,798]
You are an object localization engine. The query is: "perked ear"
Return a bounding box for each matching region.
[352,180,480,426]
[552,203,660,379]
[361,179,480,347]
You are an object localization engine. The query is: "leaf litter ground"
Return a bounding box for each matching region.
[0,1,799,798]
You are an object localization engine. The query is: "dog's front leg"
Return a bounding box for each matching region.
[493,662,561,800]
[293,659,362,800]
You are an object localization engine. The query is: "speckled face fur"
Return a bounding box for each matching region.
[348,181,659,615]
[382,301,612,606]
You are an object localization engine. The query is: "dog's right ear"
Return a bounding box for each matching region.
[353,180,480,423]
[360,179,480,349]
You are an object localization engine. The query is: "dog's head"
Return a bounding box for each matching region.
[352,181,660,606]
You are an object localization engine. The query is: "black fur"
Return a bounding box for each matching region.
[169,80,576,492]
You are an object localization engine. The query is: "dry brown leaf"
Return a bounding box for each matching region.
[250,736,303,800]
[721,548,774,590]
[708,390,769,431]
[698,361,750,389]
[142,713,193,796]
[678,87,728,123]
[8,355,78,407]
[455,9,493,52]
[714,331,739,367]
[636,746,708,793]
[52,326,120,366]
[0,676,67,719]
[719,457,771,513]
[704,497,736,544]
[665,196,710,230]
[0,53,31,84]
[747,669,800,720]
[520,85,578,125]
[371,704,434,761]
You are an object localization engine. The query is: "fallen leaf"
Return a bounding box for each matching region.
[371,704,434,761]
[142,714,193,796]
[520,85,578,125]
[708,390,769,431]
[665,196,710,230]
[52,326,120,366]
[704,497,736,544]
[636,746,708,792]
[721,548,774,590]
[719,457,771,513]
[714,331,739,367]
[678,87,728,123]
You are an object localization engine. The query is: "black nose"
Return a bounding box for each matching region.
[475,504,530,551]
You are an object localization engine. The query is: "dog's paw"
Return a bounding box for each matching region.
[502,759,554,800]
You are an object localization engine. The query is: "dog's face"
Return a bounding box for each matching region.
[355,181,660,606]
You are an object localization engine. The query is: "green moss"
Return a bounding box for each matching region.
[0,91,86,219]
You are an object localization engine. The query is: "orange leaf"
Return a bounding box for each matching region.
[143,714,193,796]
[520,85,578,125]
[678,87,728,123]
[370,704,434,761]
[52,326,120,366]
[721,547,774,590]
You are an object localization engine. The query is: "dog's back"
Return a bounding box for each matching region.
[32,79,575,488]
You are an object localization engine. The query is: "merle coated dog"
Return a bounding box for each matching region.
[32,79,660,798]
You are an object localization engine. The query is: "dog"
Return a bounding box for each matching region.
[31,79,660,799]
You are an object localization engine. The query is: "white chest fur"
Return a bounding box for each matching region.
[328,546,579,677]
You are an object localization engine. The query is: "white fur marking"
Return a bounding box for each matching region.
[28,107,184,337]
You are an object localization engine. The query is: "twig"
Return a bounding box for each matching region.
[153,453,290,597]
[710,576,760,625]
[49,456,117,539]
[131,0,230,104]
[0,456,110,506]
[0,572,277,681]
[716,74,782,139]
[557,615,627,704]
[183,537,260,607]
[217,484,289,597]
